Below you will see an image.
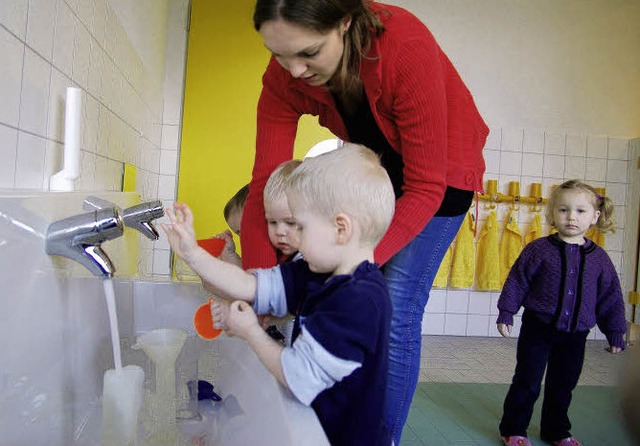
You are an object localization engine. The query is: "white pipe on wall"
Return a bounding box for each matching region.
[49,87,82,192]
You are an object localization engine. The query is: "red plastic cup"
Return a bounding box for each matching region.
[197,238,225,257]
[193,297,223,340]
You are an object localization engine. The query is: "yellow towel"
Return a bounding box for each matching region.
[433,244,453,288]
[525,213,543,245]
[500,211,524,287]
[586,226,606,247]
[476,211,501,291]
[450,212,476,288]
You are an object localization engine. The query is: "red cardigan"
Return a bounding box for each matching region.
[241,2,488,268]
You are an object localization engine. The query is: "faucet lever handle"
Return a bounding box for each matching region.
[121,200,164,240]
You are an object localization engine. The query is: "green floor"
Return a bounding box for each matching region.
[401,383,633,446]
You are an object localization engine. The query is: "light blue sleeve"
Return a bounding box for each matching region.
[281,327,361,406]
[251,267,288,317]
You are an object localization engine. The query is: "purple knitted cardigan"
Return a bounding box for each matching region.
[496,234,626,349]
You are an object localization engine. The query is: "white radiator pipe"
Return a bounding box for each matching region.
[49,87,82,191]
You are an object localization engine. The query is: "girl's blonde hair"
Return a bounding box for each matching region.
[286,143,395,247]
[263,159,302,207]
[545,179,616,234]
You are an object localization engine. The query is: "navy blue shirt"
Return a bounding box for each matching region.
[279,260,392,446]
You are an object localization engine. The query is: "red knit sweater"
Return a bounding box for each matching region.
[241,3,488,268]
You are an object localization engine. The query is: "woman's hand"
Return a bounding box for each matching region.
[497,323,512,338]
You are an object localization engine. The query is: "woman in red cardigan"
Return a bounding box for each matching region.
[242,1,489,443]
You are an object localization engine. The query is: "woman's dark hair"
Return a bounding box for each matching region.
[253,0,384,110]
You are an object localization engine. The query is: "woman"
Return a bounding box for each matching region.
[240,1,488,443]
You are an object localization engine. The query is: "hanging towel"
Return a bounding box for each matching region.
[586,226,606,247]
[525,213,543,245]
[500,211,524,287]
[433,244,453,288]
[476,211,501,291]
[450,212,476,288]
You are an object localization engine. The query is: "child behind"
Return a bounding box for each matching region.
[496,179,626,446]
[162,143,396,446]
[217,184,249,266]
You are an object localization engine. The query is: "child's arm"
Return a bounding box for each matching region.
[497,323,512,338]
[162,203,256,302]
[222,300,288,387]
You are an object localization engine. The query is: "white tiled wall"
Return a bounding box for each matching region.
[0,0,188,277]
[422,127,635,339]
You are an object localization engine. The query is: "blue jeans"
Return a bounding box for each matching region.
[383,214,466,446]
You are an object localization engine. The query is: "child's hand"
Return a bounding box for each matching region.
[216,230,240,265]
[607,346,623,354]
[211,298,231,330]
[161,203,199,261]
[497,323,512,338]
[225,301,261,340]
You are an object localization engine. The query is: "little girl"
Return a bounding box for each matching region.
[496,179,626,446]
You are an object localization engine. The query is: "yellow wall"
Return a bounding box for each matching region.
[179,0,335,239]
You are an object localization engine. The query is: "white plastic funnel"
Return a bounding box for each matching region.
[133,328,188,365]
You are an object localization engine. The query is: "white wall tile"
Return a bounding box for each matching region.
[566,133,587,157]
[608,138,629,160]
[542,154,565,179]
[466,315,490,336]
[585,158,607,182]
[446,290,470,313]
[158,173,176,200]
[0,26,24,127]
[523,128,544,153]
[605,182,627,207]
[483,149,500,175]
[47,68,70,143]
[0,0,28,40]
[607,159,628,183]
[72,23,91,89]
[500,151,522,176]
[161,123,179,149]
[19,47,51,136]
[501,127,523,152]
[521,153,543,177]
[0,124,18,187]
[485,126,501,150]
[544,131,566,155]
[422,312,445,335]
[587,135,608,158]
[26,0,57,61]
[468,291,492,314]
[160,149,178,175]
[15,131,46,188]
[444,314,467,335]
[564,156,586,179]
[52,1,75,78]
[427,289,447,313]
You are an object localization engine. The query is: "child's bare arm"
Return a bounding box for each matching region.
[162,203,256,301]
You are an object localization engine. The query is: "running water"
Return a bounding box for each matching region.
[101,278,144,446]
[103,278,122,370]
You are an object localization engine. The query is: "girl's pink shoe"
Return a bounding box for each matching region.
[502,436,533,446]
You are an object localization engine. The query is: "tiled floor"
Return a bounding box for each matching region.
[418,335,627,385]
[400,335,636,446]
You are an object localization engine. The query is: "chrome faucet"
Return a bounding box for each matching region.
[83,196,164,240]
[45,208,124,277]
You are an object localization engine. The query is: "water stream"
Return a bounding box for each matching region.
[103,279,122,370]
